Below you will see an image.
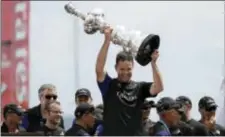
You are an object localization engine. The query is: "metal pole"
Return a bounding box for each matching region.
[73,16,81,91]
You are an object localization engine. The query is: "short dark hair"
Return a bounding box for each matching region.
[116,51,134,65]
[45,101,60,111]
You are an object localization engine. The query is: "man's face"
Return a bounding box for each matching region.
[46,103,62,125]
[5,113,22,128]
[202,107,217,120]
[82,112,95,128]
[76,95,92,105]
[40,89,58,106]
[115,60,133,82]
[164,109,180,126]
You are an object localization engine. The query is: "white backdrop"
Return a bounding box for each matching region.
[29,1,224,127]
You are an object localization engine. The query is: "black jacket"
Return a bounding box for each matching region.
[65,124,90,136]
[175,121,194,136]
[187,119,209,136]
[21,104,64,132]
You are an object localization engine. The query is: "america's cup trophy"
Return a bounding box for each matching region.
[64,3,160,66]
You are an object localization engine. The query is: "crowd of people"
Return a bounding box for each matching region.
[1,27,225,136]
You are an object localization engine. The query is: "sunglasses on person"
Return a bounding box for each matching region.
[45,95,57,100]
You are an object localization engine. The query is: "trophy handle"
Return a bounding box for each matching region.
[64,2,86,20]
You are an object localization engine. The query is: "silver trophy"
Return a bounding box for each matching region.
[64,3,160,66]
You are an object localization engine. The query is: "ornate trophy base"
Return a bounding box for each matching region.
[135,34,160,66]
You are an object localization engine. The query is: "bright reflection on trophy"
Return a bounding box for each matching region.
[64,2,160,66]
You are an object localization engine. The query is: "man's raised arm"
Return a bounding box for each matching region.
[95,27,112,82]
[150,50,164,95]
[95,27,113,96]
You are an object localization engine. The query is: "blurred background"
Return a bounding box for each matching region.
[1,1,224,129]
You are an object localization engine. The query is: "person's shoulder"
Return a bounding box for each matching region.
[188,119,203,127]
[215,124,225,131]
[65,127,74,135]
[65,125,88,136]
[188,119,209,133]
[179,121,194,132]
[180,121,191,128]
[25,105,40,115]
[151,121,169,135]
[152,121,164,131]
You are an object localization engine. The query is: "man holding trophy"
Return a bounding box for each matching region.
[96,27,163,136]
[64,3,164,136]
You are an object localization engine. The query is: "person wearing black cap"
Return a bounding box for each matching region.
[1,104,26,134]
[198,96,225,136]
[176,96,209,136]
[151,97,182,136]
[141,100,156,135]
[65,103,96,136]
[75,88,92,105]
[73,88,102,136]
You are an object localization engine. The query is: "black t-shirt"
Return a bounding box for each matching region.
[186,119,209,136]
[97,74,156,136]
[41,124,64,136]
[65,124,90,136]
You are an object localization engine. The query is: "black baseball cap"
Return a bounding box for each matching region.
[3,104,24,118]
[198,96,218,111]
[176,96,192,107]
[74,103,95,118]
[75,88,91,98]
[156,97,183,113]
